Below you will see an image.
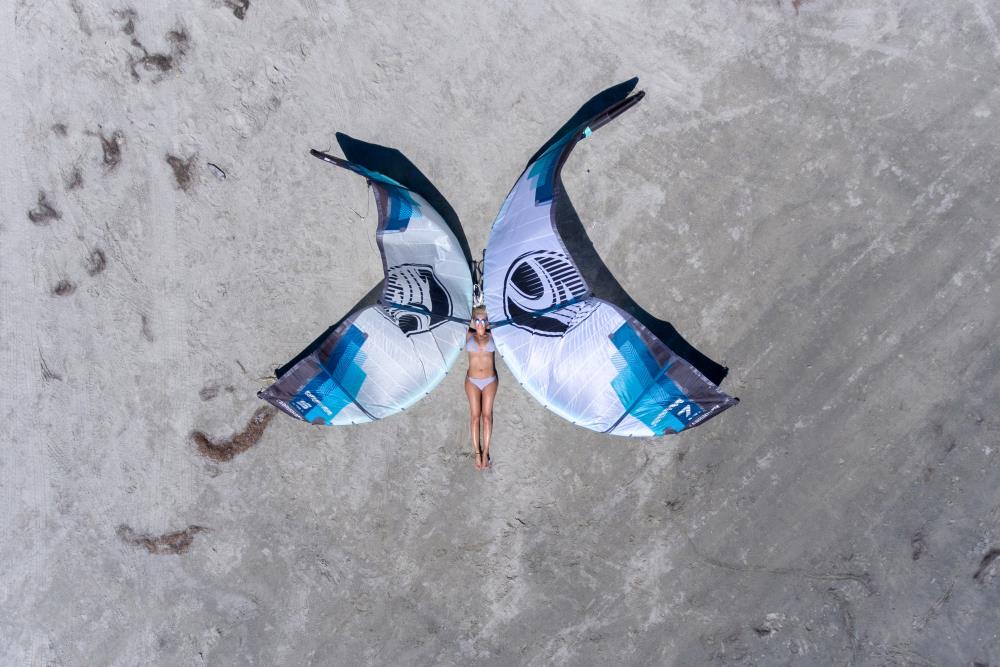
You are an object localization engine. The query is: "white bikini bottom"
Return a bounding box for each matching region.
[466,375,497,390]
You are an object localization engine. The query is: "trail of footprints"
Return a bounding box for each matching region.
[29,2,243,245]
[30,4,265,555]
[44,244,107,298]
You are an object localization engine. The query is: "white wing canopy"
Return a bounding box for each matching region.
[483,88,738,436]
[259,152,472,425]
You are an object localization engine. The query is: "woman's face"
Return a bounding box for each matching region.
[473,313,488,334]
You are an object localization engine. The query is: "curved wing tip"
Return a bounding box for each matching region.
[616,76,640,96]
[618,78,644,104]
[310,148,339,163]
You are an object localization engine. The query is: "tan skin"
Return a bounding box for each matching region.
[465,309,497,470]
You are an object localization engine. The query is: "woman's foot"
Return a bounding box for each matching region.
[483,451,491,469]
[474,451,484,469]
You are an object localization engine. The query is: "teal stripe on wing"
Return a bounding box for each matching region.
[294,325,368,424]
[609,323,704,435]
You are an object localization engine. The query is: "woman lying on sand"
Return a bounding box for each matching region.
[464,305,497,469]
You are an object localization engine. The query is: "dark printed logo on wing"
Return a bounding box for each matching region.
[503,250,596,336]
[381,263,453,336]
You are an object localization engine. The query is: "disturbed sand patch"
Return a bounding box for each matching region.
[117,524,208,555]
[27,191,61,224]
[166,154,196,191]
[84,248,107,276]
[191,406,276,462]
[52,280,76,297]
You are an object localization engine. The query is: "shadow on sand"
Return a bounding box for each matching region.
[544,78,730,386]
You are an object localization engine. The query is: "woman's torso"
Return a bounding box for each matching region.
[466,332,496,378]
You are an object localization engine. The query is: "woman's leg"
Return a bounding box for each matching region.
[465,378,483,468]
[481,379,498,467]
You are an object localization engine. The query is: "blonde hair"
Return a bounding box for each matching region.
[471,305,488,319]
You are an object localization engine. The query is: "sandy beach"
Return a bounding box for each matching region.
[2,1,999,664]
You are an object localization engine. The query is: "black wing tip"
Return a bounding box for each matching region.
[310,148,343,166]
[526,79,647,166]
[622,78,644,102]
[589,89,645,132]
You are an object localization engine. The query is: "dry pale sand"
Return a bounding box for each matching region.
[2,1,999,665]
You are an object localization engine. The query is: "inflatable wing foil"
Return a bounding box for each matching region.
[259,151,472,425]
[483,90,739,436]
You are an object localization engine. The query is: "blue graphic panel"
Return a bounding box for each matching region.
[629,375,704,434]
[335,160,418,233]
[292,325,368,424]
[384,184,418,232]
[609,324,704,435]
[526,133,574,205]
